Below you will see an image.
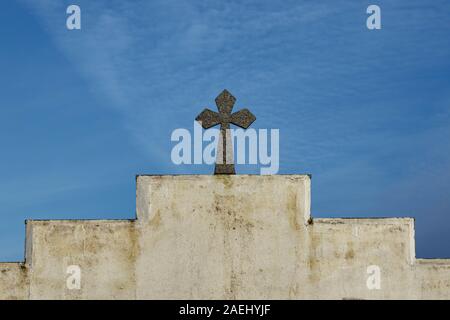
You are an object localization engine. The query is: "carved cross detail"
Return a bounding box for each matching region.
[195,89,256,174]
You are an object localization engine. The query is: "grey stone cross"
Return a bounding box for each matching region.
[196,89,256,174]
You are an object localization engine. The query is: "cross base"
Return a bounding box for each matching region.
[214,164,236,175]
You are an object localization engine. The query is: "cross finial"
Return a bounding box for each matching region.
[215,89,236,114]
[196,89,256,174]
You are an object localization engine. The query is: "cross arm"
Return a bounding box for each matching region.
[195,108,221,129]
[230,109,256,129]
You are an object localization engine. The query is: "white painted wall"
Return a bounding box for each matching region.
[1,175,449,299]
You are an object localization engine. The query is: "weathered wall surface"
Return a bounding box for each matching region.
[0,263,28,299]
[135,175,311,299]
[27,220,138,299]
[1,175,450,299]
[414,260,450,299]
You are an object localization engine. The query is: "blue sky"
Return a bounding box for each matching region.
[0,0,449,261]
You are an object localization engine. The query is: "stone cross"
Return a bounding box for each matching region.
[196,89,256,174]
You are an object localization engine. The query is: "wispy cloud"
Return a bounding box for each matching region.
[16,0,338,159]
